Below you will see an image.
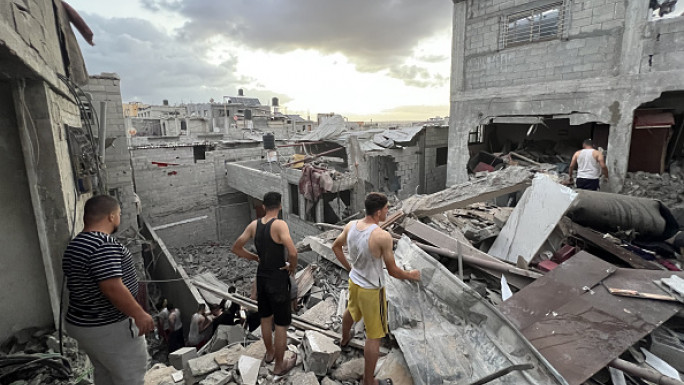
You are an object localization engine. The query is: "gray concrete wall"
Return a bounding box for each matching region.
[0,81,54,342]
[82,74,143,270]
[133,159,219,248]
[424,126,449,194]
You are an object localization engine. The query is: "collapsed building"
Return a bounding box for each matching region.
[446,0,684,194]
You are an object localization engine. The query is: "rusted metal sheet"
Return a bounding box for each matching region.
[499,252,684,385]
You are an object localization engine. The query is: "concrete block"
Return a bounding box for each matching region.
[214,344,245,367]
[208,325,245,352]
[331,358,364,381]
[237,355,261,385]
[199,369,232,385]
[290,371,320,385]
[169,347,198,370]
[302,330,341,376]
[187,351,220,377]
[243,339,267,360]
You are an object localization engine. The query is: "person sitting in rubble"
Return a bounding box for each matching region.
[167,303,184,353]
[232,191,298,376]
[187,303,213,348]
[332,192,421,385]
[156,298,170,342]
[569,139,608,191]
[210,287,242,333]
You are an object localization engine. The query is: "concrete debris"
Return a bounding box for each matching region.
[206,325,244,353]
[169,347,198,370]
[302,330,342,376]
[300,297,337,328]
[237,355,261,385]
[489,174,578,264]
[321,376,341,385]
[386,237,566,385]
[242,339,266,360]
[187,351,221,377]
[0,328,92,385]
[400,166,532,217]
[289,371,320,385]
[213,344,245,367]
[374,349,414,385]
[144,363,178,385]
[331,357,364,381]
[623,165,684,209]
[173,243,257,295]
[198,369,232,385]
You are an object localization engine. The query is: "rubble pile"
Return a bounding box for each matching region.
[173,244,257,295]
[623,162,684,208]
[150,167,684,385]
[0,327,92,385]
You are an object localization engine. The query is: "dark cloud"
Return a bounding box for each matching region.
[141,0,452,86]
[78,14,291,104]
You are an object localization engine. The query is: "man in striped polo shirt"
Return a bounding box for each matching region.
[63,195,154,385]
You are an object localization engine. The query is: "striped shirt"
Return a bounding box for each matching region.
[63,231,139,327]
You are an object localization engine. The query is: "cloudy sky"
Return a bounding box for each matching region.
[69,0,453,121]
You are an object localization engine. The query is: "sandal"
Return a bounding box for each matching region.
[334,334,352,348]
[269,351,297,377]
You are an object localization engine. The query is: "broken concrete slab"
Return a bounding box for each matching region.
[301,297,336,328]
[302,235,345,268]
[374,349,414,385]
[144,363,178,385]
[243,339,266,360]
[198,369,232,385]
[331,357,364,382]
[214,344,245,367]
[302,330,341,376]
[187,350,222,378]
[289,371,320,385]
[489,174,578,264]
[401,166,532,217]
[207,325,244,353]
[386,236,566,385]
[237,355,261,385]
[321,376,340,385]
[169,347,198,370]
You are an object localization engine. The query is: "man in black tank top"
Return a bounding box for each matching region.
[232,192,298,376]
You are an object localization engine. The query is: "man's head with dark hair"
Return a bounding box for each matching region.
[197,303,206,313]
[228,286,237,294]
[582,139,594,149]
[365,192,389,219]
[166,303,175,311]
[263,192,282,211]
[84,195,121,233]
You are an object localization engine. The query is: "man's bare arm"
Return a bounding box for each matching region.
[274,221,298,275]
[332,222,353,271]
[378,231,420,281]
[569,151,579,179]
[231,221,259,262]
[99,278,154,335]
[596,151,609,178]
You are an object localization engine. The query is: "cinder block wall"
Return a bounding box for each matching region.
[464,0,626,89]
[424,126,449,194]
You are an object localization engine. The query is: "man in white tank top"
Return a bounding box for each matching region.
[569,139,608,190]
[332,192,420,385]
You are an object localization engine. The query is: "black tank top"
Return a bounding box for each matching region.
[255,218,286,277]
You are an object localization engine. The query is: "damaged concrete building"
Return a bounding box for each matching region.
[447,0,684,191]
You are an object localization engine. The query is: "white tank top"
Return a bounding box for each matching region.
[348,221,385,289]
[577,149,601,179]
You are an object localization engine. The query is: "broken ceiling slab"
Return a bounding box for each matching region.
[301,236,344,268]
[499,252,684,385]
[193,272,232,305]
[401,166,532,218]
[385,236,567,385]
[489,174,578,264]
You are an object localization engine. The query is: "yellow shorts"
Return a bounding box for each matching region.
[347,279,388,339]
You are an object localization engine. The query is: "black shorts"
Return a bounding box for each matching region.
[256,273,291,326]
[576,178,600,191]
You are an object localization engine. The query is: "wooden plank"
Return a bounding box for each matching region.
[606,287,678,302]
[569,222,662,270]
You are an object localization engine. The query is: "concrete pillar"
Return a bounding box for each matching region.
[606,101,638,192]
[446,102,477,186]
[619,1,649,75]
[315,199,324,223]
[450,0,467,93]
